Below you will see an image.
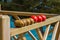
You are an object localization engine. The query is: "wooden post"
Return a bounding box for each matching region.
[56,21,60,40]
[36,28,43,40]
[52,21,59,40]
[0,15,10,40]
[43,25,50,40]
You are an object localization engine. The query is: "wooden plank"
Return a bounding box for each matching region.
[36,28,43,40]
[10,15,60,36]
[17,34,26,40]
[35,25,51,40]
[12,15,37,40]
[0,10,58,17]
[12,15,20,20]
[13,15,37,40]
[0,15,10,40]
[43,25,50,40]
[36,25,50,40]
[56,21,60,40]
[51,21,59,40]
[28,31,37,40]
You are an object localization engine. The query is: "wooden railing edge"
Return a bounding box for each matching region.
[10,15,60,36]
[0,15,10,40]
[0,10,59,17]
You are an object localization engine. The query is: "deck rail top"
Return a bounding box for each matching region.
[0,10,60,36]
[0,10,59,17]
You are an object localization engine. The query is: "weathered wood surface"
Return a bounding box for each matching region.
[12,15,37,40]
[10,15,60,36]
[56,21,60,40]
[0,15,10,40]
[51,21,59,40]
[43,25,51,40]
[36,28,43,40]
[0,10,58,17]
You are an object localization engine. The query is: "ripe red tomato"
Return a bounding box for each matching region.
[37,16,43,22]
[30,15,38,22]
[40,14,46,21]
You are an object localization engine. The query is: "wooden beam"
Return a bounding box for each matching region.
[28,31,37,40]
[56,21,60,40]
[36,25,50,40]
[10,15,60,36]
[12,15,20,20]
[12,15,37,40]
[52,21,59,40]
[0,15,10,40]
[36,28,43,40]
[43,25,50,40]
[0,10,58,17]
[17,34,26,40]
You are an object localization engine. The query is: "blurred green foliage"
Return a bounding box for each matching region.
[0,0,60,14]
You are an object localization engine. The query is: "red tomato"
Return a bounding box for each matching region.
[40,14,46,21]
[30,15,38,22]
[37,16,43,22]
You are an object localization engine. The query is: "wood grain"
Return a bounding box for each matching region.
[52,21,59,40]
[0,10,58,17]
[11,15,60,36]
[0,15,10,40]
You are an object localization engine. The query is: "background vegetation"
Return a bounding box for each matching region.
[1,0,60,14]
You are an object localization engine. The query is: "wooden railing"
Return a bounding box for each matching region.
[0,10,58,17]
[0,15,10,40]
[0,10,60,40]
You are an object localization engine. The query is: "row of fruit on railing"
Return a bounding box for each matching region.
[15,14,46,27]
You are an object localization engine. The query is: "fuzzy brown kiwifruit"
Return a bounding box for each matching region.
[15,20,25,27]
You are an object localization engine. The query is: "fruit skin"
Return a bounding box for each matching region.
[30,15,46,22]
[40,14,46,21]
[37,15,43,22]
[30,15,38,22]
